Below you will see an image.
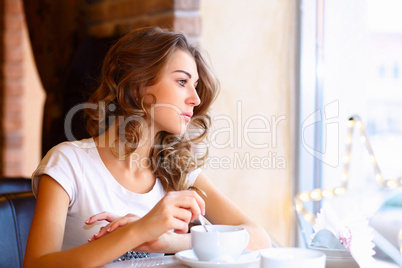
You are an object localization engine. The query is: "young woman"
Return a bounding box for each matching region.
[24,27,271,267]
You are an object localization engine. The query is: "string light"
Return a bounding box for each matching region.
[299,192,310,202]
[370,155,376,164]
[310,189,322,200]
[386,180,397,188]
[334,187,346,196]
[295,115,402,227]
[322,189,334,198]
[304,213,313,222]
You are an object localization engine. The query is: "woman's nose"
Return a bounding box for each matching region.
[188,86,201,106]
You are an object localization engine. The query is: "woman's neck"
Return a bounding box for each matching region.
[95,121,155,171]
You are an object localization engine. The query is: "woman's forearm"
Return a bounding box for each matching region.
[240,223,272,250]
[164,232,192,253]
[134,232,191,254]
[24,222,149,268]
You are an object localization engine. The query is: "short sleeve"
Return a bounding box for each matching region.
[187,168,202,186]
[31,142,82,206]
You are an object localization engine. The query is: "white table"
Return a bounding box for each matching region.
[102,255,189,267]
[102,255,261,267]
[101,253,400,267]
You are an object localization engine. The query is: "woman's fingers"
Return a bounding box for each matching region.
[169,191,205,222]
[170,207,193,233]
[88,223,113,242]
[88,191,205,243]
[108,214,139,232]
[159,191,205,229]
[88,213,140,242]
[169,216,191,234]
[88,225,110,242]
[85,211,120,225]
[189,190,206,216]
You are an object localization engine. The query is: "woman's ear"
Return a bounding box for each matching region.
[132,87,143,103]
[139,86,147,97]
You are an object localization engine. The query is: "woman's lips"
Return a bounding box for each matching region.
[181,112,193,122]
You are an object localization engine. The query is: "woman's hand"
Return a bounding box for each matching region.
[86,212,140,242]
[138,190,205,237]
[85,190,204,252]
[132,232,177,253]
[128,190,204,253]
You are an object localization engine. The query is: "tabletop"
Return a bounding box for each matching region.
[102,255,191,267]
[101,255,261,267]
[100,252,400,268]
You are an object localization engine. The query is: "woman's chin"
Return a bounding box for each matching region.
[161,126,186,136]
[174,125,188,136]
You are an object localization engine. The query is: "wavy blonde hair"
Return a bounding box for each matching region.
[85,27,219,191]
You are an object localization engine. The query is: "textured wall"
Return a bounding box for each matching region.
[88,0,201,42]
[0,0,45,177]
[1,0,26,176]
[200,0,296,246]
[22,25,45,177]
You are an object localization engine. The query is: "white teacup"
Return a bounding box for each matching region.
[191,225,249,262]
[260,248,326,268]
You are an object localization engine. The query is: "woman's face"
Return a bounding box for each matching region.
[144,49,201,135]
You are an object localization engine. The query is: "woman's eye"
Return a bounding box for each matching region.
[178,79,187,87]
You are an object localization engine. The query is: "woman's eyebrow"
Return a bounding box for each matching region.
[173,70,192,78]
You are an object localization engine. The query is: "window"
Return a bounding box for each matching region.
[297,0,402,264]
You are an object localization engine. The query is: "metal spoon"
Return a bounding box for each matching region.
[199,216,209,232]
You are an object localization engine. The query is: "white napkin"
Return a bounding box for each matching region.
[312,202,376,267]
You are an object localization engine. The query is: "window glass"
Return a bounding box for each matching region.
[298,0,402,259]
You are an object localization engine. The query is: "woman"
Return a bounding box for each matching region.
[24,27,271,267]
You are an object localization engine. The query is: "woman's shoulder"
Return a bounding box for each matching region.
[38,138,97,170]
[47,138,95,156]
[187,168,202,186]
[31,138,96,203]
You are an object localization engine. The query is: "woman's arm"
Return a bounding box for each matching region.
[85,171,272,254]
[87,211,193,254]
[24,175,204,268]
[193,172,272,250]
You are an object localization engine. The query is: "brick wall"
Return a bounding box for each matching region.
[1,0,25,176]
[88,0,201,43]
[0,0,201,177]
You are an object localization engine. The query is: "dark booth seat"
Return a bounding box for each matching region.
[0,178,35,268]
[0,177,32,195]
[0,191,36,268]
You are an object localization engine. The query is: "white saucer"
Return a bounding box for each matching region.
[175,249,260,268]
[308,247,359,268]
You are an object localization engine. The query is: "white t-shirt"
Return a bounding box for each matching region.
[32,138,201,251]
